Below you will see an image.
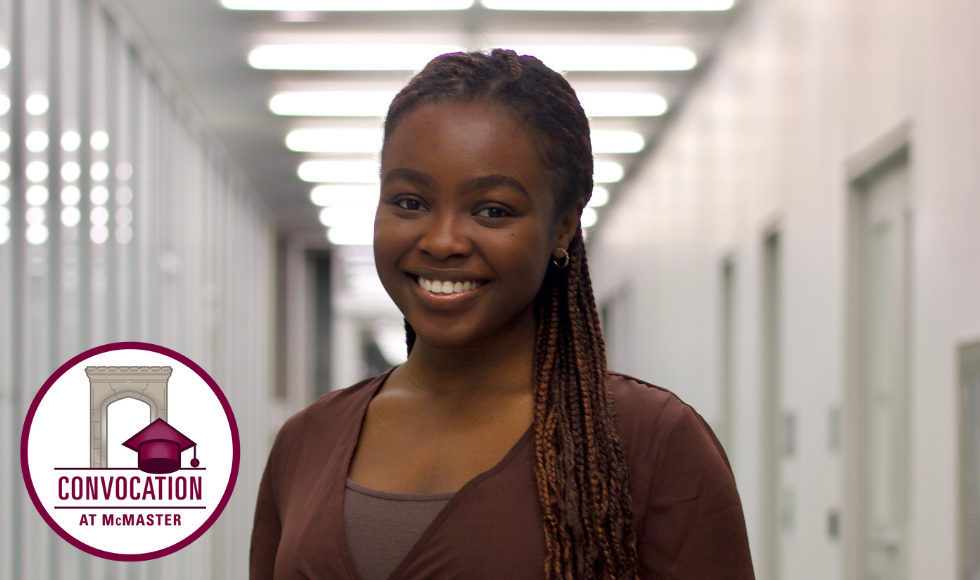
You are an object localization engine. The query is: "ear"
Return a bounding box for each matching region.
[552,198,586,259]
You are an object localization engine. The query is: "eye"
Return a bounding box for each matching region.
[476,206,509,219]
[397,198,424,211]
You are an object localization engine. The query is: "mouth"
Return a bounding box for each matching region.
[405,273,489,297]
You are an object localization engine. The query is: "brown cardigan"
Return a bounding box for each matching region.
[250,369,755,580]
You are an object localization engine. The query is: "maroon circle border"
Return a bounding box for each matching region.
[19,341,242,562]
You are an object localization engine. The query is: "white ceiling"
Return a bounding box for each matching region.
[117,0,740,235]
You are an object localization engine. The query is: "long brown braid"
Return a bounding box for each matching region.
[387,49,638,580]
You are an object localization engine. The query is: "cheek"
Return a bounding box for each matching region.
[372,214,413,286]
[489,231,552,303]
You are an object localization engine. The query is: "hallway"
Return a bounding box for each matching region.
[0,0,978,578]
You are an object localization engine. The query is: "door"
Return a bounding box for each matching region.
[961,341,980,580]
[601,286,633,374]
[857,153,911,580]
[761,232,782,580]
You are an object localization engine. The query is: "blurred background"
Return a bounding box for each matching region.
[0,0,978,578]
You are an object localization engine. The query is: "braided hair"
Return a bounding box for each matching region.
[385,49,638,580]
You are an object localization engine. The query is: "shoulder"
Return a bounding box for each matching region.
[605,371,720,456]
[605,370,689,426]
[605,372,753,578]
[278,375,378,439]
[605,370,733,493]
[265,374,384,481]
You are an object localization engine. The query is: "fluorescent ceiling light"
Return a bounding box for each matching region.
[483,0,733,10]
[581,207,599,228]
[512,45,696,71]
[320,207,376,228]
[271,92,398,117]
[287,129,384,153]
[271,90,666,118]
[311,185,380,207]
[249,45,464,71]
[588,186,609,207]
[224,0,472,9]
[594,161,624,183]
[591,131,645,154]
[299,160,380,183]
[376,326,409,364]
[578,92,667,117]
[251,44,693,72]
[328,225,374,246]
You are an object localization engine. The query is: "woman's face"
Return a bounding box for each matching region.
[375,100,579,350]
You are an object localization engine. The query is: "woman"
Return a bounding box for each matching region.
[251,49,754,580]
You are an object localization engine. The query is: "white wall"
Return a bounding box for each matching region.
[588,0,980,578]
[0,0,276,578]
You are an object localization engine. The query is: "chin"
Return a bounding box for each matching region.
[407,305,535,353]
[410,322,487,351]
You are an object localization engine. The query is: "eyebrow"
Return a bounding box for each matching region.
[381,168,437,190]
[460,175,531,200]
[383,168,531,199]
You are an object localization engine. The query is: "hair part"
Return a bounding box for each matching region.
[392,49,638,580]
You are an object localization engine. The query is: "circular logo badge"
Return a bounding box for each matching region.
[21,342,240,561]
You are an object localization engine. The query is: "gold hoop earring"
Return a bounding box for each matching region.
[552,247,570,268]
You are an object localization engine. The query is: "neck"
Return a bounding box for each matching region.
[400,308,537,402]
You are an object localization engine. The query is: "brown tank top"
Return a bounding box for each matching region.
[343,478,454,580]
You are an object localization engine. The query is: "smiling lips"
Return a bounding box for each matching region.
[416,276,486,295]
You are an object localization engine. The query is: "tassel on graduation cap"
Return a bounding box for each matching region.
[122,418,199,474]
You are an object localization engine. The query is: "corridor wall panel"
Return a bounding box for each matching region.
[0,0,274,578]
[588,0,980,578]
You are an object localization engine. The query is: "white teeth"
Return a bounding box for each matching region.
[416,277,483,294]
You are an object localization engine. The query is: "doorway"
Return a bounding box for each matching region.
[852,148,912,580]
[760,231,783,580]
[600,285,634,375]
[960,340,980,580]
[720,258,736,453]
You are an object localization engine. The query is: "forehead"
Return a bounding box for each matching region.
[382,101,549,179]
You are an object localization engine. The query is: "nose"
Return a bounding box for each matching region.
[417,209,471,261]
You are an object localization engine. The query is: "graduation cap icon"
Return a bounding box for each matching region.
[122,418,200,474]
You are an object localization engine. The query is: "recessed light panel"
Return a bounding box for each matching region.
[223,0,473,9]
[591,131,645,153]
[249,45,465,71]
[327,225,374,246]
[511,45,696,71]
[270,92,399,117]
[578,92,667,116]
[287,129,384,153]
[311,185,380,207]
[483,0,733,10]
[270,90,666,118]
[594,161,624,183]
[298,160,380,183]
[588,186,609,207]
[319,206,376,228]
[581,206,598,227]
[251,44,694,71]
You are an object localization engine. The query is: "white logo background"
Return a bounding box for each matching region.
[25,348,235,556]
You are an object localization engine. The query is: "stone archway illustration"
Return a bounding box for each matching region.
[85,366,172,468]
